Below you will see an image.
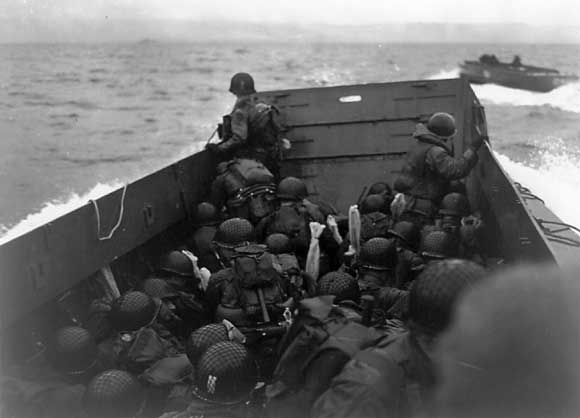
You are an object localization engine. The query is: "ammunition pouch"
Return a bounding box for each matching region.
[220,114,232,140]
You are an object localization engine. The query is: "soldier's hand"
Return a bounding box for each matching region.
[471,134,488,151]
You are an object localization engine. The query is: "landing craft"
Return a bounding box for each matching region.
[460,55,578,92]
[1,77,579,382]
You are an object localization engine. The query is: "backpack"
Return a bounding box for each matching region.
[270,296,381,393]
[217,158,275,198]
[360,212,391,242]
[247,102,282,149]
[267,205,311,254]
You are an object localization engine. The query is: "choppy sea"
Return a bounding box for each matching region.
[1,42,580,243]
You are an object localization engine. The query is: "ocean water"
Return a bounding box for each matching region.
[1,42,580,243]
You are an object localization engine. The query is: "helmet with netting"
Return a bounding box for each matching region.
[439,193,470,217]
[192,341,257,404]
[83,370,144,418]
[158,251,194,276]
[195,202,219,226]
[427,112,456,138]
[47,326,98,375]
[317,271,360,303]
[360,194,388,215]
[421,230,458,260]
[110,291,158,332]
[359,237,397,270]
[388,221,421,251]
[408,259,485,334]
[186,323,230,366]
[229,72,256,96]
[265,233,291,255]
[141,278,178,300]
[277,177,308,201]
[214,218,255,248]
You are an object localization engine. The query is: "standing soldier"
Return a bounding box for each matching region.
[394,112,485,227]
[207,72,287,178]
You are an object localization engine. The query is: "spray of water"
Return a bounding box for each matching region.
[429,68,580,114]
[0,181,123,245]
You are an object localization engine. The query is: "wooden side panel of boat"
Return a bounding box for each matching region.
[1,78,578,364]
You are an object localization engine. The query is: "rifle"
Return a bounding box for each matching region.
[237,324,288,340]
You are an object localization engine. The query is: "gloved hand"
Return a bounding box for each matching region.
[471,134,488,151]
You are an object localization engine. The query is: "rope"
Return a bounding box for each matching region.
[90,184,128,241]
[535,218,580,247]
[205,126,218,146]
[514,182,545,204]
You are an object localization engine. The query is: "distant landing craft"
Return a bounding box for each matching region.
[459,54,578,93]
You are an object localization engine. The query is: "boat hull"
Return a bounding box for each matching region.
[459,61,578,92]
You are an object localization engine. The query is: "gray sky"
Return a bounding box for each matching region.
[3,0,580,25]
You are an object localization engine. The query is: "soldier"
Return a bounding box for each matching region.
[387,221,424,289]
[312,259,486,418]
[211,217,256,269]
[436,264,580,418]
[209,158,278,225]
[207,72,286,178]
[359,194,392,242]
[394,112,485,227]
[83,369,145,418]
[420,229,459,262]
[185,202,222,272]
[160,341,258,418]
[356,237,398,293]
[266,295,381,418]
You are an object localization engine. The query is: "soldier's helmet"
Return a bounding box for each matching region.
[360,194,387,215]
[229,72,256,96]
[421,230,458,260]
[158,250,194,277]
[368,181,393,198]
[192,341,257,404]
[408,259,485,335]
[317,271,360,303]
[195,202,220,226]
[47,326,98,375]
[427,112,457,138]
[359,237,398,270]
[83,370,144,418]
[265,233,291,255]
[388,221,421,251]
[214,218,255,248]
[185,323,230,367]
[277,177,308,201]
[110,291,158,332]
[141,278,178,300]
[439,193,470,217]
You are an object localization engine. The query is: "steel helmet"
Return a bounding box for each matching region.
[408,259,485,335]
[359,237,398,270]
[421,230,458,260]
[317,271,360,303]
[195,202,219,226]
[110,291,158,332]
[192,341,257,404]
[265,233,291,255]
[47,326,98,375]
[360,194,387,215]
[158,251,194,277]
[83,370,144,418]
[427,112,457,138]
[141,278,179,300]
[229,72,256,96]
[388,221,421,251]
[185,323,230,367]
[439,193,470,217]
[368,182,393,197]
[277,177,308,201]
[214,218,255,247]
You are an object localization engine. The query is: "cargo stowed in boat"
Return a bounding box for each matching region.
[459,55,579,92]
[1,77,580,365]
